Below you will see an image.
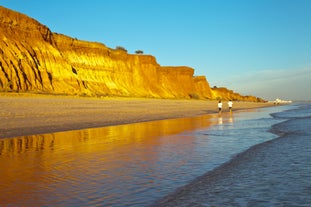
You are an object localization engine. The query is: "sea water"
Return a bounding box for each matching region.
[1,104,308,207]
[154,102,311,207]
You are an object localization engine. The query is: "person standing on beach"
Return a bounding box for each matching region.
[228,100,233,112]
[218,100,222,113]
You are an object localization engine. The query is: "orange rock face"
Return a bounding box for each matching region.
[0,6,264,101]
[211,87,265,102]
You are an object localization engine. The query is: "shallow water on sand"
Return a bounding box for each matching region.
[0,105,293,207]
[154,103,311,207]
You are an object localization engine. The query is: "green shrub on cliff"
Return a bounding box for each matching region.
[116,46,127,53]
[135,50,144,54]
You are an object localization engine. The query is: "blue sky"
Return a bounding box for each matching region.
[1,0,311,100]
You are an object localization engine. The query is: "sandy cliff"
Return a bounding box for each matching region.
[0,6,264,101]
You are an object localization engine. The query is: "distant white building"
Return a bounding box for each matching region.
[273,98,292,104]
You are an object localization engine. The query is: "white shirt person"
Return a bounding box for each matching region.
[218,101,222,113]
[228,100,233,112]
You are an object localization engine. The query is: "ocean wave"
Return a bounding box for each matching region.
[152,103,311,207]
[270,103,311,136]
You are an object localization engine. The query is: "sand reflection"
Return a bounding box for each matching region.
[0,114,224,207]
[0,115,216,155]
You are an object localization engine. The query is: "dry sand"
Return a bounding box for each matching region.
[0,93,274,139]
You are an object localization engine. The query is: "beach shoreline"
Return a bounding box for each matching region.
[152,103,311,207]
[0,93,274,139]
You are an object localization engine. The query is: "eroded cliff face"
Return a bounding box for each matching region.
[211,87,265,102]
[0,6,264,101]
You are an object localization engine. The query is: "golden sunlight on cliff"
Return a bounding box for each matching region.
[0,6,264,102]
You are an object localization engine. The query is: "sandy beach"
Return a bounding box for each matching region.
[0,93,273,139]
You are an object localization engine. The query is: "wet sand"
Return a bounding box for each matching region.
[0,93,273,138]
